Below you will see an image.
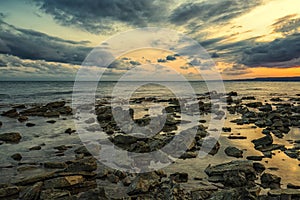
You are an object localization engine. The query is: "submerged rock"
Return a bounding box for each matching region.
[0,132,22,143]
[18,116,28,122]
[11,153,22,161]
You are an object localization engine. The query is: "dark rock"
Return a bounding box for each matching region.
[11,153,22,161]
[287,183,300,189]
[242,96,256,100]
[44,175,84,189]
[64,157,97,172]
[259,104,272,112]
[1,109,19,118]
[228,135,247,140]
[252,134,273,148]
[44,162,67,169]
[65,128,76,134]
[0,132,22,143]
[53,145,69,151]
[26,122,36,127]
[223,171,248,187]
[262,129,271,135]
[0,186,19,198]
[224,146,243,158]
[18,116,28,122]
[19,181,43,200]
[107,174,119,183]
[0,121,2,128]
[40,189,71,199]
[253,162,266,173]
[246,156,264,161]
[169,172,188,183]
[270,97,283,102]
[46,101,66,108]
[44,111,60,117]
[29,146,41,151]
[46,120,56,124]
[246,102,263,108]
[78,188,108,200]
[74,146,91,156]
[14,172,55,185]
[261,173,281,189]
[284,149,299,159]
[113,134,138,145]
[228,91,238,96]
[222,127,231,132]
[56,106,72,115]
[122,176,132,186]
[127,172,160,195]
[268,188,300,198]
[12,104,26,109]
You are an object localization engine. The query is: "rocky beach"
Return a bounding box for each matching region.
[0,81,300,199]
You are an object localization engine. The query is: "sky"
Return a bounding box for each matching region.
[1,0,300,80]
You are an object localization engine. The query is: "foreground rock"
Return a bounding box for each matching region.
[224,146,243,158]
[0,132,22,143]
[261,173,281,189]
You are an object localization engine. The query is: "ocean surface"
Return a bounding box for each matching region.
[0,81,300,192]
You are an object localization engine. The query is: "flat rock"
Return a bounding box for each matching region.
[19,181,43,200]
[40,189,71,200]
[169,172,188,183]
[0,186,19,198]
[252,134,273,148]
[44,162,67,169]
[268,188,300,197]
[224,146,243,158]
[44,175,84,189]
[1,109,19,118]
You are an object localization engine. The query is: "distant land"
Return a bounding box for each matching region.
[229,76,300,82]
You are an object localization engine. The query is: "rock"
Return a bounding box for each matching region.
[18,116,28,122]
[26,122,36,127]
[242,96,256,100]
[107,174,119,183]
[284,149,299,159]
[268,188,300,198]
[64,128,76,134]
[223,171,248,187]
[228,135,247,140]
[169,172,188,183]
[224,146,243,158]
[19,181,43,200]
[122,176,132,186]
[261,173,281,189]
[228,91,238,96]
[14,172,56,185]
[78,188,108,200]
[44,111,60,117]
[11,153,22,161]
[246,156,264,161]
[85,118,96,124]
[246,102,263,108]
[127,172,160,195]
[74,146,91,156]
[64,157,97,172]
[1,109,19,118]
[44,162,67,169]
[0,121,2,127]
[222,127,231,132]
[46,101,66,108]
[46,120,56,124]
[205,160,256,186]
[0,132,22,143]
[113,134,138,145]
[259,104,272,112]
[287,183,300,189]
[40,189,71,200]
[270,97,283,102]
[253,162,266,173]
[44,175,84,189]
[0,186,19,198]
[252,134,273,148]
[262,129,271,135]
[12,104,26,109]
[29,146,41,151]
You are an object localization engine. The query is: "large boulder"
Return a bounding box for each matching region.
[0,132,22,143]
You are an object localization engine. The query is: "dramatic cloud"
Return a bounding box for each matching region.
[240,33,300,68]
[222,64,251,76]
[34,0,173,34]
[0,20,92,64]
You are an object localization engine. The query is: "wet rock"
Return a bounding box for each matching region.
[20,106,47,116]
[74,146,91,156]
[44,162,67,169]
[77,187,108,200]
[1,109,19,118]
[223,171,248,187]
[170,172,188,183]
[40,189,71,200]
[259,104,272,112]
[268,188,300,198]
[246,156,264,161]
[14,172,55,185]
[53,145,69,151]
[253,162,266,173]
[0,186,19,198]
[46,101,66,108]
[252,134,273,149]
[12,104,26,109]
[284,149,299,159]
[261,173,281,189]
[127,172,160,195]
[29,146,41,151]
[46,120,56,124]
[0,121,2,127]
[64,157,97,172]
[205,160,256,186]
[11,153,22,161]
[0,132,22,143]
[270,97,283,102]
[18,116,28,122]
[228,91,238,96]
[242,96,256,100]
[56,106,72,115]
[64,128,76,134]
[222,127,231,132]
[228,135,247,140]
[44,175,84,189]
[287,183,300,189]
[19,181,43,200]
[44,111,60,117]
[26,122,36,127]
[113,134,138,145]
[262,129,271,135]
[246,102,263,108]
[224,146,243,158]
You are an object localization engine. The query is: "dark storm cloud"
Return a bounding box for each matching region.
[0,20,92,64]
[240,33,300,68]
[170,0,262,25]
[222,64,251,76]
[34,0,172,34]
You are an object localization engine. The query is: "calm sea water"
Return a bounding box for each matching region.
[0,81,299,105]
